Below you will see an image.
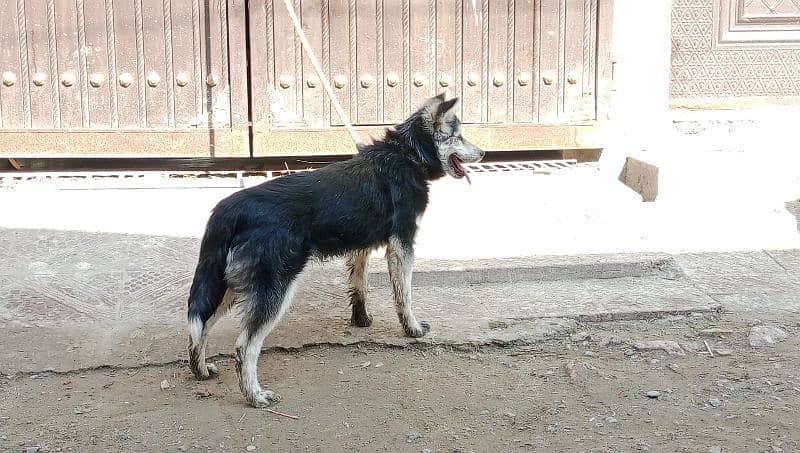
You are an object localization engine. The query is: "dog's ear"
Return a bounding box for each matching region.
[435,97,458,119]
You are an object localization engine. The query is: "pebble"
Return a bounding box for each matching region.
[178,447,188,452]
[708,447,722,453]
[624,349,636,357]
[713,348,733,357]
[246,446,257,451]
[422,449,433,453]
[709,398,722,408]
[604,416,618,424]
[0,435,6,440]
[374,362,384,368]
[583,351,595,357]
[360,361,371,368]
[748,325,789,348]
[406,431,423,442]
[571,332,591,342]
[633,340,685,356]
[646,390,661,399]
[160,379,170,390]
[26,447,40,453]
[600,336,623,347]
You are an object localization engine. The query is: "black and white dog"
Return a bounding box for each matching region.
[187,94,484,407]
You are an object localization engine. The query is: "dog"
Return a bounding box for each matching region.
[186,94,484,408]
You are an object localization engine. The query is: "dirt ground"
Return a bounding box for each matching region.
[1,312,798,453]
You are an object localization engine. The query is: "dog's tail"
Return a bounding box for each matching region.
[187,220,231,345]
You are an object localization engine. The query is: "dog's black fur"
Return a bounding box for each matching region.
[187,94,483,407]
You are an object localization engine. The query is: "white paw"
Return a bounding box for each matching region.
[206,362,219,375]
[250,389,281,408]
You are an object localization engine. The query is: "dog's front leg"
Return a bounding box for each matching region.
[386,237,430,338]
[347,249,373,327]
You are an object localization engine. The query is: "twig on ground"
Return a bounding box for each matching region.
[266,409,299,420]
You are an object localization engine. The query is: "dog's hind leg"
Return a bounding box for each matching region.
[387,236,430,338]
[188,289,235,379]
[234,276,300,408]
[347,249,372,327]
[188,252,230,380]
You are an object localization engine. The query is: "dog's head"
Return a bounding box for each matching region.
[396,94,485,181]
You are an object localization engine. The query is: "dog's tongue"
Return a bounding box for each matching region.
[451,156,471,185]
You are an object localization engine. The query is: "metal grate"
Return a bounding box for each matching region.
[463,159,578,174]
[0,160,579,190]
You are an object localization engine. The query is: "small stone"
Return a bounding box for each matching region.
[564,361,596,383]
[73,406,92,415]
[634,442,651,451]
[633,340,685,356]
[406,431,423,442]
[360,361,371,368]
[698,328,734,337]
[246,446,256,451]
[422,449,433,453]
[26,447,40,453]
[571,331,591,342]
[646,390,661,399]
[600,336,623,347]
[160,379,170,390]
[649,359,660,365]
[604,416,618,423]
[624,349,636,357]
[667,364,680,373]
[708,447,722,453]
[0,435,7,440]
[584,351,595,357]
[374,362,384,368]
[713,348,733,356]
[749,325,789,348]
[178,447,188,452]
[709,398,722,407]
[479,410,490,416]
[771,446,784,453]
[503,412,516,418]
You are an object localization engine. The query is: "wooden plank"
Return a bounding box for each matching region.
[172,0,200,127]
[25,0,57,128]
[0,128,250,157]
[113,0,142,127]
[563,0,587,121]
[461,0,483,123]
[247,0,270,127]
[514,0,535,122]
[271,0,301,125]
[487,0,509,123]
[301,0,325,127]
[409,0,432,110]
[83,0,112,128]
[436,0,457,101]
[53,0,83,128]
[227,0,249,127]
[252,122,604,155]
[356,0,378,123]
[595,0,612,121]
[538,0,560,123]
[0,0,26,128]
[382,0,404,123]
[328,0,352,126]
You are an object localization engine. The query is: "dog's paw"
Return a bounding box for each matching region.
[350,312,373,328]
[191,363,218,381]
[249,389,282,408]
[205,362,219,376]
[404,321,430,338]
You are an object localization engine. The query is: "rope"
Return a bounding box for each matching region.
[280,0,361,146]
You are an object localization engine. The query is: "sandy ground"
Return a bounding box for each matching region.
[2,311,797,453]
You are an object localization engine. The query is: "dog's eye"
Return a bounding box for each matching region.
[434,132,449,141]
